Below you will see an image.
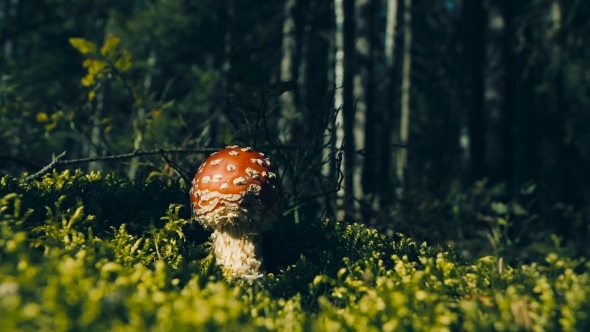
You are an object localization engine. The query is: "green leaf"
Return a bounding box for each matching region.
[512,203,528,216]
[69,38,97,54]
[100,36,121,58]
[520,183,536,196]
[490,202,507,215]
[83,59,107,75]
[115,51,132,71]
[81,73,95,87]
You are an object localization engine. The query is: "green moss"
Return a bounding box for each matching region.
[1,171,589,331]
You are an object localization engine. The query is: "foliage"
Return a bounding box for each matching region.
[1,171,589,331]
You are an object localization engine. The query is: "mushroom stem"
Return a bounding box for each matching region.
[210,223,264,280]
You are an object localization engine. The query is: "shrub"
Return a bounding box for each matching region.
[1,171,589,331]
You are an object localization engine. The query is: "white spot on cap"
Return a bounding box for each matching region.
[226,145,238,148]
[233,177,247,186]
[245,167,259,179]
[212,174,223,182]
[247,184,262,195]
[262,171,268,178]
[251,158,264,166]
[268,172,276,179]
[201,176,211,183]
[210,151,218,156]
[198,165,204,173]
[220,183,229,190]
[241,147,253,152]
[259,152,265,156]
[264,158,271,166]
[210,159,222,166]
[227,164,237,172]
[229,151,239,156]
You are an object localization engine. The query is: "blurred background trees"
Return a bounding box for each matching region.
[1,0,589,261]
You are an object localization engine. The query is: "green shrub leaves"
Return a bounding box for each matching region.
[0,171,589,330]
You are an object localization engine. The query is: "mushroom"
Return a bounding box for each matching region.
[189,146,282,280]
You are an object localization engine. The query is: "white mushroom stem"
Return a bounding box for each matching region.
[210,223,264,280]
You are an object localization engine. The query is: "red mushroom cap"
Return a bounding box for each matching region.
[190,146,282,230]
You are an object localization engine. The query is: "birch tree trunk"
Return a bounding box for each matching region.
[279,0,299,143]
[322,21,335,179]
[297,0,316,121]
[396,0,411,195]
[333,0,346,219]
[380,0,398,205]
[353,0,373,207]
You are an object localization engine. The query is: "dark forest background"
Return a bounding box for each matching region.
[1,0,589,262]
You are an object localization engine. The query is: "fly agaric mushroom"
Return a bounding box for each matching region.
[189,146,282,279]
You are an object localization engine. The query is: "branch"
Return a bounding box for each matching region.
[20,148,219,183]
[282,149,344,216]
[21,151,68,182]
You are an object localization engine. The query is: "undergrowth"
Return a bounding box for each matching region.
[1,170,589,331]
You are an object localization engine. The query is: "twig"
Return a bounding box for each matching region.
[158,149,192,184]
[20,148,219,183]
[21,151,68,182]
[282,149,344,216]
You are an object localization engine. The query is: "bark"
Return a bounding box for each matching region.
[380,0,398,203]
[483,1,511,186]
[210,0,235,146]
[297,0,316,118]
[512,1,535,197]
[353,0,372,200]
[384,0,398,69]
[539,1,566,204]
[333,0,346,219]
[396,0,411,194]
[342,0,355,219]
[2,0,19,63]
[279,0,299,143]
[322,19,335,179]
[462,0,486,183]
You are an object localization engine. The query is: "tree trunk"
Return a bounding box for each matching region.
[483,0,511,187]
[504,0,536,199]
[511,0,535,197]
[342,0,355,220]
[216,0,234,147]
[333,0,346,219]
[396,0,411,196]
[297,0,316,120]
[2,0,19,64]
[353,0,372,204]
[279,0,299,143]
[322,14,335,179]
[379,0,398,206]
[461,0,485,185]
